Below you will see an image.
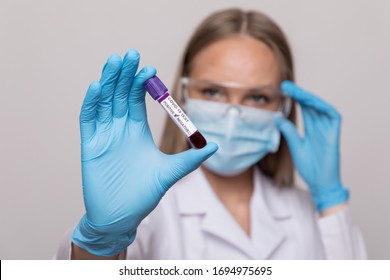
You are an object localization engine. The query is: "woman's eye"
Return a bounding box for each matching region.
[250,94,271,104]
[201,87,222,98]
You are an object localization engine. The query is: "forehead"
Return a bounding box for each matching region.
[189,35,281,87]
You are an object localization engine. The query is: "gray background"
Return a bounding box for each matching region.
[0,0,389,259]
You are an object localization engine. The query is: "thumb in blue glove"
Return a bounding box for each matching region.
[72,50,218,256]
[275,81,349,212]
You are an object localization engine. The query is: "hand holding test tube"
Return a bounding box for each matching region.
[72,50,218,257]
[144,76,207,149]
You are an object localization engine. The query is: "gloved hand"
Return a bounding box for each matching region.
[275,81,349,212]
[71,49,218,256]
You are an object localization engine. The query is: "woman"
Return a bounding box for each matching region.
[56,8,366,259]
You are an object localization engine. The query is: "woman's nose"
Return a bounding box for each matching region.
[226,92,244,105]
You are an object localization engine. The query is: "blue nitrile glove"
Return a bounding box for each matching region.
[275,81,349,212]
[71,50,218,256]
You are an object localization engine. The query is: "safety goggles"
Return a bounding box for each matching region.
[181,78,291,116]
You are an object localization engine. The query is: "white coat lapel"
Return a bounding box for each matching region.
[176,168,255,258]
[176,167,291,259]
[200,201,257,258]
[250,168,291,259]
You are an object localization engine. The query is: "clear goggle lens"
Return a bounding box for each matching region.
[181,78,291,116]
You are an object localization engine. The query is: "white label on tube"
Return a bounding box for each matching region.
[160,95,197,137]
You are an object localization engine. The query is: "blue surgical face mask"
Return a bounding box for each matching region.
[185,99,282,176]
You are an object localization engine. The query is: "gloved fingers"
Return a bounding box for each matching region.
[168,142,218,184]
[158,142,218,193]
[281,81,341,120]
[275,116,303,154]
[80,81,101,141]
[301,105,341,141]
[113,49,140,118]
[300,106,319,137]
[97,54,123,123]
[127,66,157,122]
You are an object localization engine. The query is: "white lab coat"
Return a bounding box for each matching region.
[55,167,367,259]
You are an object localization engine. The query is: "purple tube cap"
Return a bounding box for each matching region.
[144,75,168,100]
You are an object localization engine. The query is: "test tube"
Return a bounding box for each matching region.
[144,75,207,149]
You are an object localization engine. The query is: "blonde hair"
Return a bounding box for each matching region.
[159,8,297,186]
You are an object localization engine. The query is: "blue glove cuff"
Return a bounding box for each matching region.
[71,215,136,257]
[311,185,350,212]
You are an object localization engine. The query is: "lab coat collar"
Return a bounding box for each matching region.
[176,167,292,259]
